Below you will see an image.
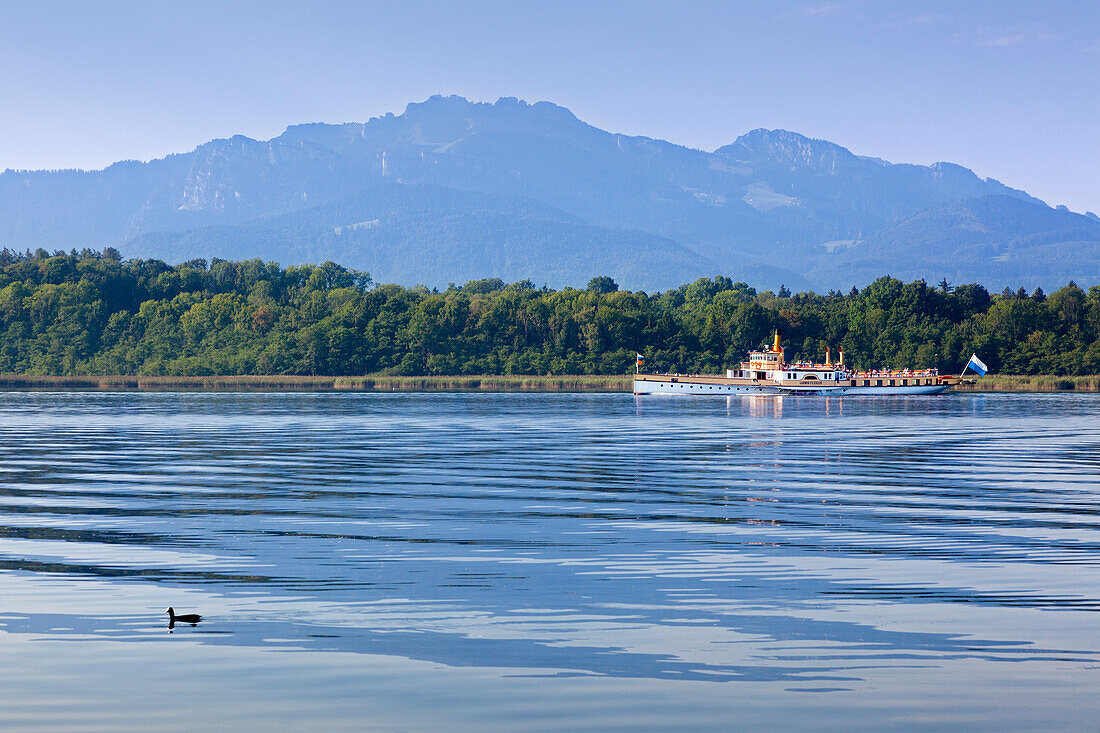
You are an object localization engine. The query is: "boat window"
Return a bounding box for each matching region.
[889,379,895,386]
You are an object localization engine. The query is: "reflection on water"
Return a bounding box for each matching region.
[2,392,1100,730]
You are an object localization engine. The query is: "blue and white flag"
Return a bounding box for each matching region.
[965,354,988,376]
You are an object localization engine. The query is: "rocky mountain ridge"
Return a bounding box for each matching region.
[2,94,1097,291]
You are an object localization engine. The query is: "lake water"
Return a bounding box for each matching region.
[1,391,1099,731]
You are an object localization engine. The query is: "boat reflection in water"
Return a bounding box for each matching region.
[738,394,783,419]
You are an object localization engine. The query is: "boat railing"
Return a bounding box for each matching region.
[849,368,940,377]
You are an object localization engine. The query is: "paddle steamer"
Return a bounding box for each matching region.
[634,331,971,396]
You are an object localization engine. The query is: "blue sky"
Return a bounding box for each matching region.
[1,0,1097,212]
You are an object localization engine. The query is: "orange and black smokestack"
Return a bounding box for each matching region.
[773,329,782,353]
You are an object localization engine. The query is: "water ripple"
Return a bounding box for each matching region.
[2,391,1100,729]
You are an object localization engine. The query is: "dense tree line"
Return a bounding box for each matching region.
[1,248,1098,376]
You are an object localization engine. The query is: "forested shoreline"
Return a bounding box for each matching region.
[1,248,1098,377]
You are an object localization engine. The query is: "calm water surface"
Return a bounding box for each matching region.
[1,391,1099,731]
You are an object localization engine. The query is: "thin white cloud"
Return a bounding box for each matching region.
[800,1,844,16]
[972,24,1064,49]
[981,33,1026,47]
[776,1,849,20]
[879,12,942,29]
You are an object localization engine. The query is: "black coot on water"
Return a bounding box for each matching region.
[166,607,202,629]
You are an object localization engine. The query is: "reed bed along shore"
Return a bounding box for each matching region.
[0,374,1097,392]
[0,374,631,392]
[952,374,1100,392]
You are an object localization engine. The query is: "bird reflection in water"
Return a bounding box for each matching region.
[166,607,202,632]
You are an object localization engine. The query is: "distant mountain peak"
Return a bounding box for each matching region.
[270,96,587,151]
[734,128,825,147]
[717,128,855,170]
[400,94,580,123]
[402,93,479,116]
[927,161,981,182]
[193,134,262,154]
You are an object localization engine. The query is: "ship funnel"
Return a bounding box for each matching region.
[838,347,845,366]
[773,329,782,353]
[825,347,832,367]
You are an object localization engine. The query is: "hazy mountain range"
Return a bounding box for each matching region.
[3,94,1098,291]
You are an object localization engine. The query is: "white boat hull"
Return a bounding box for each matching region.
[634,376,951,396]
[632,378,783,396]
[837,384,949,395]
